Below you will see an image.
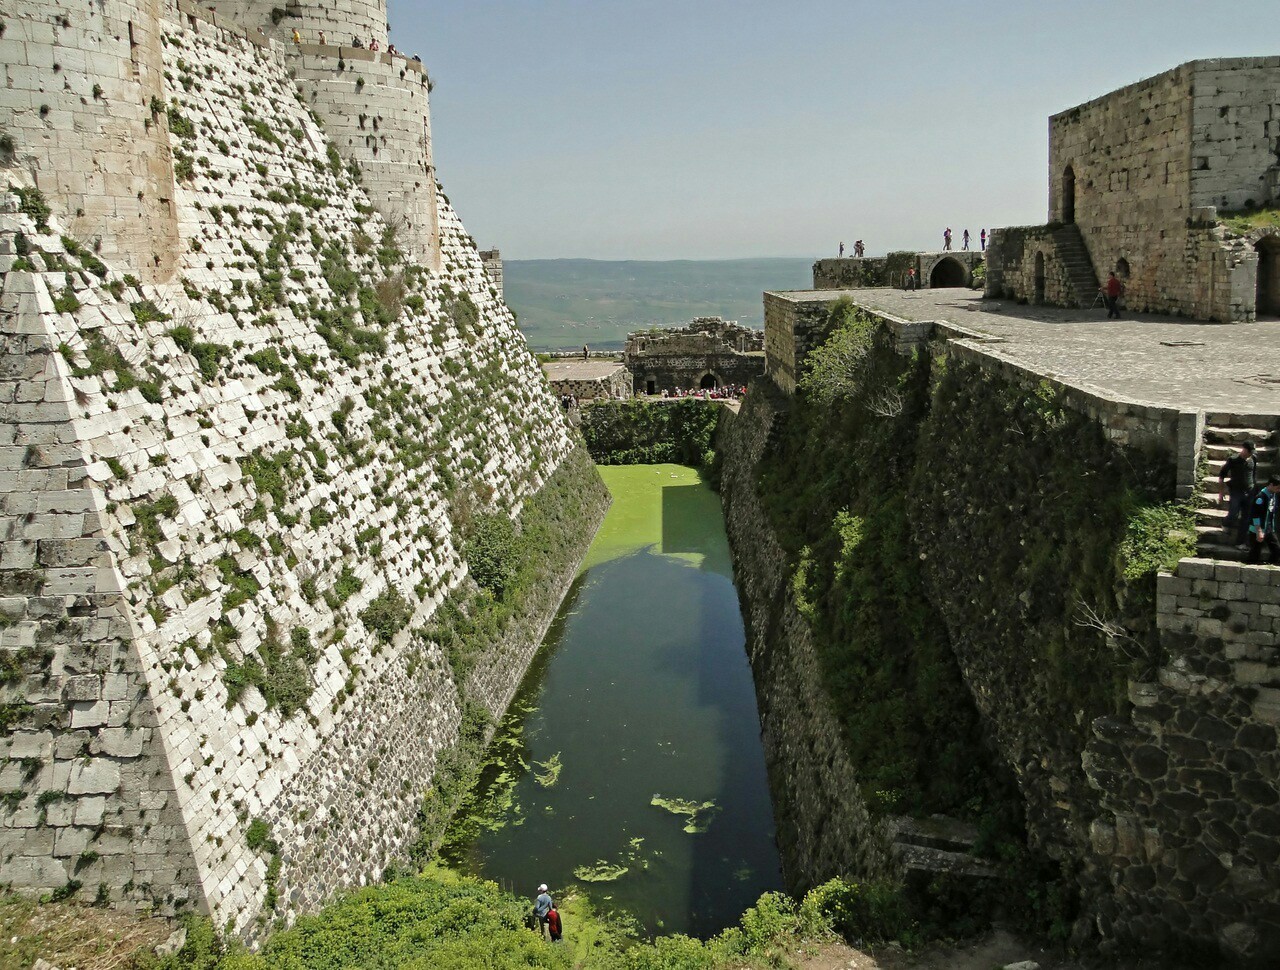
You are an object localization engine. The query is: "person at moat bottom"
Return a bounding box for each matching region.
[1219,440,1258,544]
[1245,476,1280,565]
[532,883,555,937]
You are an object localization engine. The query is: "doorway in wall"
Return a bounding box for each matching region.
[1062,166,1076,224]
[930,257,967,287]
[646,379,656,395]
[699,373,718,390]
[1257,238,1280,318]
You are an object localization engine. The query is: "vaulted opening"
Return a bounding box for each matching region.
[1062,165,1076,224]
[930,257,967,288]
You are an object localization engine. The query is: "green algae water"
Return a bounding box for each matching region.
[442,465,782,937]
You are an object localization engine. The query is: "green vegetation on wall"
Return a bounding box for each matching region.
[580,399,721,475]
[409,447,609,859]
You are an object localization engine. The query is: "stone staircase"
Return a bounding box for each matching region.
[1051,224,1101,308]
[888,815,996,882]
[1194,414,1279,560]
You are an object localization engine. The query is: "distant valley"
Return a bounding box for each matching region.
[505,258,813,351]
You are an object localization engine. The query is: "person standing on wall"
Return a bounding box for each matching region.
[1245,477,1280,565]
[962,229,971,251]
[980,229,987,251]
[943,228,952,251]
[532,884,554,937]
[582,344,589,360]
[1219,441,1257,541]
[839,241,845,258]
[1104,271,1125,318]
[906,267,917,290]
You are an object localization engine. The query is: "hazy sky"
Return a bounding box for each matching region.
[387,1,1277,260]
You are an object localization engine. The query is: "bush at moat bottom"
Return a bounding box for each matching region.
[133,865,923,970]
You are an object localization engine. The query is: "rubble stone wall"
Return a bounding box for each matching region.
[1082,558,1280,961]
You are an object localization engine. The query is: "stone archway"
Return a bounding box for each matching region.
[699,372,718,390]
[1258,237,1280,318]
[1062,165,1076,224]
[929,256,967,288]
[1034,251,1046,304]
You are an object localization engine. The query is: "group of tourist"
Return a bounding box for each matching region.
[838,241,866,258]
[1218,441,1280,564]
[660,384,747,401]
[942,228,986,252]
[281,27,421,63]
[557,394,579,412]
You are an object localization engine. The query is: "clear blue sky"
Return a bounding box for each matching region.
[387,0,1277,260]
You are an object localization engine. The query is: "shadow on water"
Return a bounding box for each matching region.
[442,466,781,937]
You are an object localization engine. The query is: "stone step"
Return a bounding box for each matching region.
[890,815,980,853]
[1205,426,1278,445]
[1204,442,1276,460]
[891,842,998,881]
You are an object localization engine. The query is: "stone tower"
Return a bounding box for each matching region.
[201,0,441,270]
[0,0,181,282]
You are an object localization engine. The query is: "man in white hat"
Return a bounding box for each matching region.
[533,883,553,936]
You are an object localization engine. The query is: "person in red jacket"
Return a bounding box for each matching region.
[547,906,563,942]
[1104,271,1125,319]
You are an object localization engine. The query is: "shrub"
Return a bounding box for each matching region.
[465,514,519,598]
[14,187,51,231]
[360,589,410,644]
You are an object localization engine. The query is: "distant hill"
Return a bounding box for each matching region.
[505,258,813,351]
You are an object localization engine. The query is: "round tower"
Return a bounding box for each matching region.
[0,0,180,282]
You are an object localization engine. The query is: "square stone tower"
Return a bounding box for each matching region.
[987,57,1280,322]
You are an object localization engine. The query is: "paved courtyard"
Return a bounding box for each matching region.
[805,288,1280,416]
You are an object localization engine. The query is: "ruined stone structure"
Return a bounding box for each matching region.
[737,285,1280,965]
[479,248,503,297]
[813,251,983,290]
[622,317,764,395]
[540,359,632,402]
[986,58,1280,321]
[0,0,606,939]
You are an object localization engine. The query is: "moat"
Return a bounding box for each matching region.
[442,465,783,936]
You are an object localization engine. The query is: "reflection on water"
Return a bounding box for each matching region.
[443,465,782,937]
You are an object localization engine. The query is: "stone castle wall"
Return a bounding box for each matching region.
[623,318,765,394]
[741,293,1280,964]
[0,0,602,938]
[200,0,390,50]
[1079,557,1280,960]
[1188,59,1280,212]
[0,0,180,282]
[717,388,897,894]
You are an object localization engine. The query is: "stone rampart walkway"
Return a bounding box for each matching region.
[819,288,1280,416]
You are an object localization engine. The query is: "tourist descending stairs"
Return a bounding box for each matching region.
[1050,224,1101,308]
[1195,414,1279,561]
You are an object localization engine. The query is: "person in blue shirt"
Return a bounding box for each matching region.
[1245,476,1280,565]
[533,883,554,936]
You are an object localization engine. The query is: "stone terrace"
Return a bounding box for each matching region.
[785,288,1280,414]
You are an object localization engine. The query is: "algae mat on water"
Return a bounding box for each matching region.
[443,463,781,938]
[580,464,734,576]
